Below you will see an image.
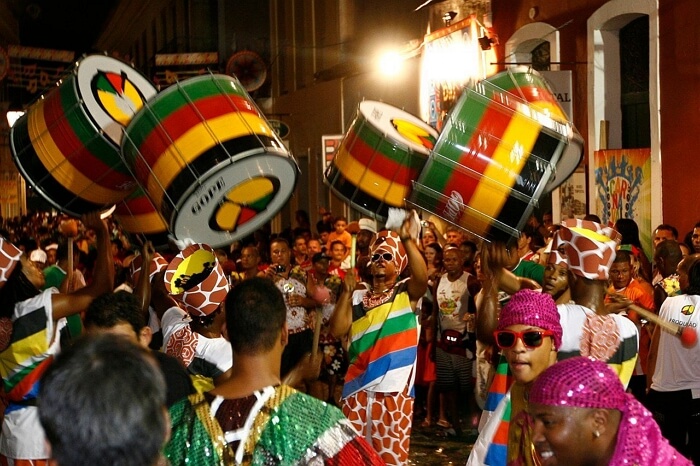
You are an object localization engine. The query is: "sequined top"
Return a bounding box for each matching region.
[165,385,385,465]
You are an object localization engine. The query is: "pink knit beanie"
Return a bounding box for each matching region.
[497,289,562,349]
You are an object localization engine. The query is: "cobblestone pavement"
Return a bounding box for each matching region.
[408,414,478,465]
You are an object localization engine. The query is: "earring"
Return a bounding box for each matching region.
[594,430,600,438]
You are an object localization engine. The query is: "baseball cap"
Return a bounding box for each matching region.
[358,218,377,234]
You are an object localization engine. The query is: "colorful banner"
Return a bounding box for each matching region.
[594,148,651,257]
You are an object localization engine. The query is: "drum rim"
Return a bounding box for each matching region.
[357,100,437,155]
[170,150,299,248]
[75,54,158,147]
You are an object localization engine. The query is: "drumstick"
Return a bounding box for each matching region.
[312,308,323,357]
[627,303,697,348]
[346,221,361,268]
[66,237,74,292]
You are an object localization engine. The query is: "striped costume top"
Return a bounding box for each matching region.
[0,288,63,459]
[165,384,384,465]
[342,279,418,398]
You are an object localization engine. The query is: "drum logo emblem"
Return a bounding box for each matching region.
[209,176,281,233]
[391,118,436,150]
[443,190,464,222]
[91,70,149,126]
[681,305,695,316]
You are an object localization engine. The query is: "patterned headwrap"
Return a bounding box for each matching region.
[163,243,230,317]
[130,252,168,285]
[549,219,620,280]
[370,230,408,274]
[497,289,562,349]
[530,357,691,466]
[0,237,22,289]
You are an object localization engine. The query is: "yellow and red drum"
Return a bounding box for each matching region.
[409,68,583,243]
[121,74,298,248]
[324,100,437,219]
[10,55,157,216]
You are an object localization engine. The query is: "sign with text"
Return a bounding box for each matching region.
[540,70,573,120]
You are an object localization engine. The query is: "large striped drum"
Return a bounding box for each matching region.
[121,74,298,248]
[482,67,583,192]
[324,100,437,219]
[10,55,157,216]
[409,68,583,243]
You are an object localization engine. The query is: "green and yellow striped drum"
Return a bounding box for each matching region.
[409,67,583,243]
[10,55,157,216]
[121,74,298,248]
[324,100,437,219]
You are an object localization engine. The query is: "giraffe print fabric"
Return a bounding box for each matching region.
[549,219,621,280]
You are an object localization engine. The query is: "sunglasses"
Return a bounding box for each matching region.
[493,329,554,349]
[371,252,393,263]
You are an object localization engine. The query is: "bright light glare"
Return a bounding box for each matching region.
[379,51,403,77]
[6,111,24,128]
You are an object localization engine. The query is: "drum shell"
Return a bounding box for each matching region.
[410,75,575,243]
[9,55,156,217]
[481,67,583,192]
[121,74,299,248]
[113,187,171,249]
[324,100,436,219]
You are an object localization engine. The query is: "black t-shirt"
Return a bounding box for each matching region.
[153,350,195,407]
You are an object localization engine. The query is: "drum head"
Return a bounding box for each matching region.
[358,100,437,155]
[76,55,158,146]
[172,150,299,248]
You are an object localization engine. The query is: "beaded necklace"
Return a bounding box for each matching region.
[362,282,396,309]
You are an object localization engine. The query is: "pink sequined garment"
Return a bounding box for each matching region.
[530,357,692,466]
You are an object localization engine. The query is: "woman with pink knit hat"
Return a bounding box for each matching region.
[468,288,562,466]
[529,356,691,465]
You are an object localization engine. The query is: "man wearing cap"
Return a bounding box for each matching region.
[468,289,562,465]
[44,243,58,267]
[330,215,427,465]
[29,248,47,271]
[356,218,377,264]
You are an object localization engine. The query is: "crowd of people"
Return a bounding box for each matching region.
[0,206,698,465]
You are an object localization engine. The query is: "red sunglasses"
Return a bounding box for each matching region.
[493,329,554,349]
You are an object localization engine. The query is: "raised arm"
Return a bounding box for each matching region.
[329,270,356,340]
[51,212,114,320]
[400,216,428,303]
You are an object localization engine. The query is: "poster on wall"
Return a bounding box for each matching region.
[558,169,586,220]
[593,148,652,257]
